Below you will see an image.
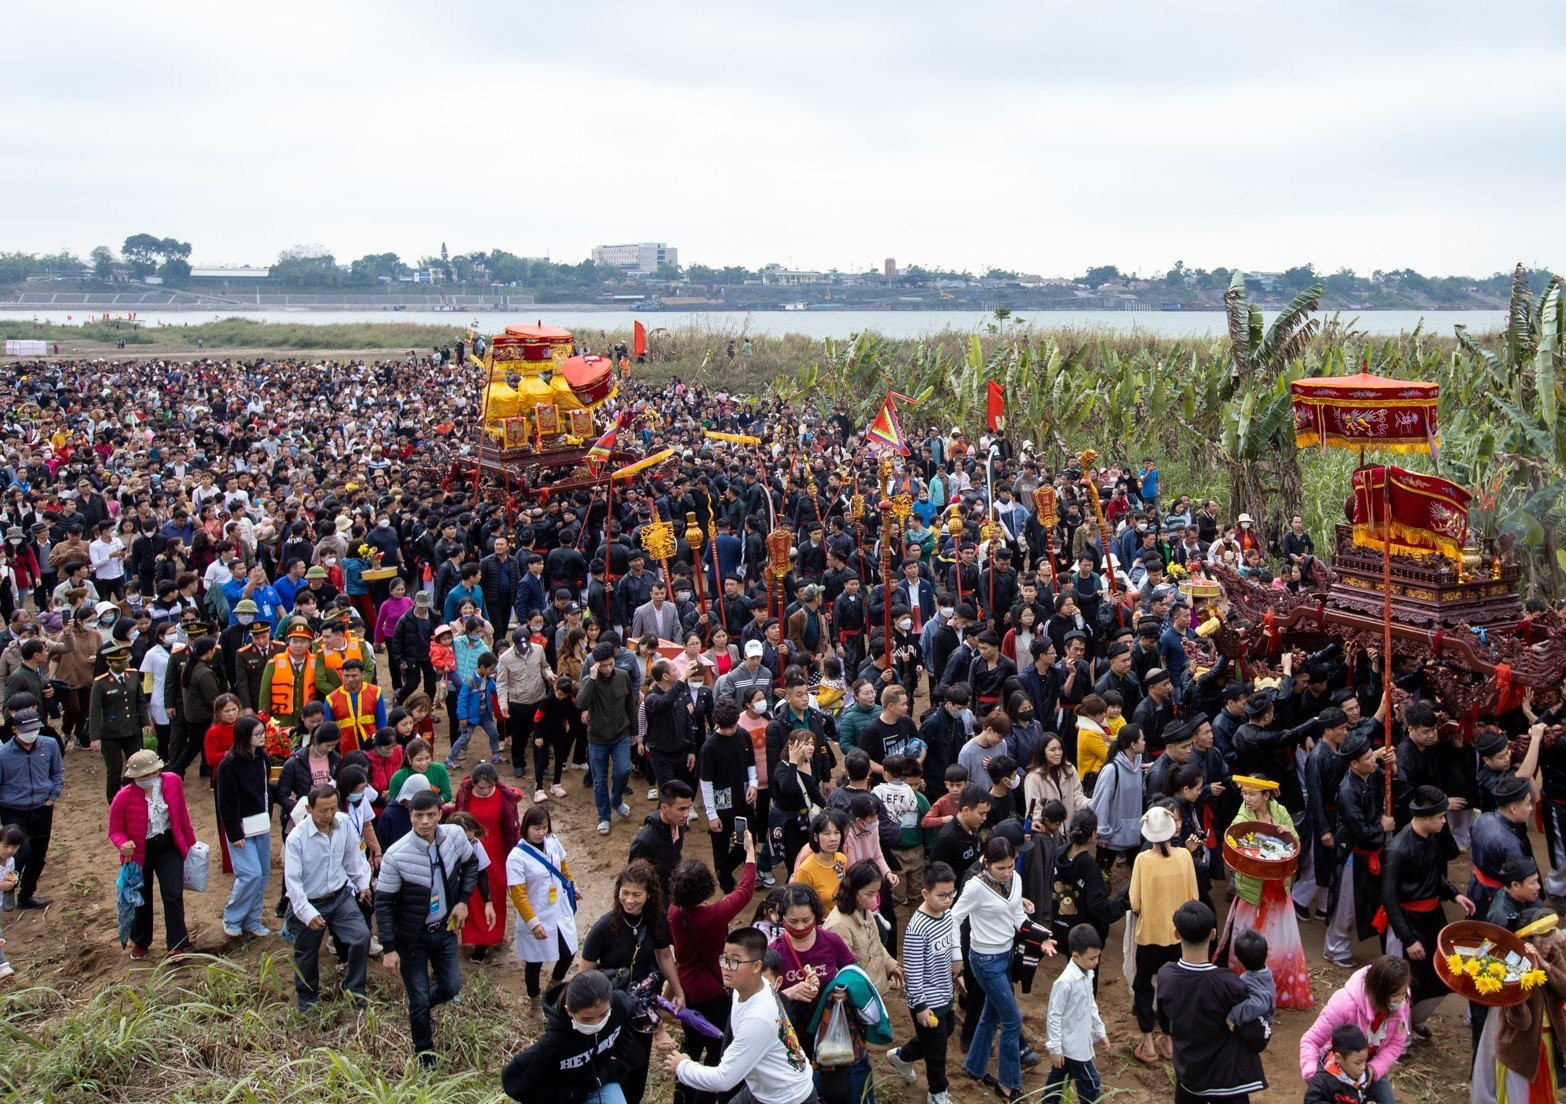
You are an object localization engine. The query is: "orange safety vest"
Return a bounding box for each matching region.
[268,655,315,719]
[326,683,380,751]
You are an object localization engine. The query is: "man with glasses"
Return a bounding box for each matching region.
[664,926,817,1104]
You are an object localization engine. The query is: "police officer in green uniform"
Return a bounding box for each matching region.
[234,618,282,714]
[91,643,149,803]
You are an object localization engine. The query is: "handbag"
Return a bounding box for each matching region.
[183,840,211,892]
[240,812,271,837]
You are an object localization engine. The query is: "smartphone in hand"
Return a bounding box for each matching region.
[733,815,748,844]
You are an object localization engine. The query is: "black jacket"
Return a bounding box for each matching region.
[394,608,435,665]
[214,752,270,844]
[642,681,698,755]
[276,746,339,812]
[628,814,683,892]
[500,982,649,1104]
[373,825,482,947]
[479,552,520,616]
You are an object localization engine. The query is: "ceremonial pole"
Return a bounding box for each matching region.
[685,512,709,630]
[1381,466,1395,809]
[880,500,895,673]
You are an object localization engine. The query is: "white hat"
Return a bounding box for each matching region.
[744,640,765,658]
[1141,805,1178,844]
[1237,513,1254,525]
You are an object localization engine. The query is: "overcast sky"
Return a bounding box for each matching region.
[6,1,1562,278]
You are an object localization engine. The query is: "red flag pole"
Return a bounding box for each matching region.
[603,469,616,618]
[1381,466,1394,810]
[880,501,895,673]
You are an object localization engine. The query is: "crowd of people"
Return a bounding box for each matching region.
[0,351,1563,1104]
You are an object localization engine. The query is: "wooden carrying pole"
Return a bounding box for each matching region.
[1381,466,1395,809]
[880,501,895,672]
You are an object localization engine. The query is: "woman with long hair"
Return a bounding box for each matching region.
[1088,723,1146,872]
[214,716,273,939]
[824,858,902,996]
[1127,804,1198,1064]
[138,620,177,759]
[580,859,685,1006]
[1000,604,1039,666]
[954,836,1044,1102]
[1024,731,1087,820]
[1054,808,1128,952]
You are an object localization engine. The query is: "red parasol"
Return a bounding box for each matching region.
[1290,373,1439,454]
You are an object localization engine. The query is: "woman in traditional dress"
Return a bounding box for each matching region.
[1215,773,1313,1010]
[507,804,579,1011]
[455,761,520,961]
[1472,910,1566,1104]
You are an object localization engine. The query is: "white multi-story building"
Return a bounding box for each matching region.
[591,242,678,275]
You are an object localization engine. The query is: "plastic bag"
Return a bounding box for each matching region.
[183,841,211,893]
[815,999,854,1067]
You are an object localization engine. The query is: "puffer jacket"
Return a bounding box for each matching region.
[1297,963,1409,1083]
[500,982,649,1104]
[1088,751,1145,851]
[372,823,481,947]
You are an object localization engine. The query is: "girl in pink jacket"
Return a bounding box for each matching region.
[1298,956,1411,1103]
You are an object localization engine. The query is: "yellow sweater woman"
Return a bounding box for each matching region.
[1127,805,1199,1064]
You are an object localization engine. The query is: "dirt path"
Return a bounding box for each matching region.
[2,719,1475,1104]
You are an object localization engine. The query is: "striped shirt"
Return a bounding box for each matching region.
[902,908,960,1013]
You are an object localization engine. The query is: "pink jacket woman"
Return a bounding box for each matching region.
[108,772,198,866]
[1298,960,1410,1084]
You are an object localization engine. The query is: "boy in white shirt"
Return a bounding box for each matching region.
[1045,923,1109,1104]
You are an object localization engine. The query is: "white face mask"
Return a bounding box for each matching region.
[749,701,767,715]
[571,1009,612,1035]
[938,606,954,619]
[137,776,158,790]
[897,618,913,631]
[14,731,37,746]
[236,614,254,625]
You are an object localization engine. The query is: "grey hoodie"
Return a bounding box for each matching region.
[1089,751,1145,850]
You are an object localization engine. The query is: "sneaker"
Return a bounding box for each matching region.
[571,762,588,771]
[0,963,16,980]
[617,802,632,820]
[443,759,458,770]
[129,946,149,960]
[885,1047,917,1084]
[245,926,278,938]
[223,926,245,938]
[550,784,567,798]
[370,937,384,955]
[1323,952,1356,968]
[534,789,548,803]
[757,871,777,888]
[929,1094,952,1104]
[597,821,611,836]
[1019,1046,1044,1070]
[647,787,659,801]
[1315,907,1331,921]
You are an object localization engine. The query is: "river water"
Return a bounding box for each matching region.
[0,307,1505,340]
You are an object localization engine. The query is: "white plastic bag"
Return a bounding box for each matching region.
[183,841,211,893]
[815,999,855,1067]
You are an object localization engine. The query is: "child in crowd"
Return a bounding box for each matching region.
[1304,1025,1373,1104]
[886,863,961,1104]
[1101,689,1127,738]
[448,651,500,767]
[874,755,924,907]
[1227,929,1276,1033]
[1044,923,1108,1104]
[920,765,969,830]
[389,737,453,803]
[0,824,25,979]
[531,675,577,797]
[402,692,437,747]
[429,625,457,707]
[366,726,404,813]
[814,654,846,715]
[751,885,789,944]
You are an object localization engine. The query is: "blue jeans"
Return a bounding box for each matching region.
[223,832,270,934]
[589,737,631,823]
[962,949,1022,1091]
[1044,1056,1101,1103]
[1366,1076,1394,1104]
[448,715,500,762]
[397,925,463,1054]
[584,1086,627,1104]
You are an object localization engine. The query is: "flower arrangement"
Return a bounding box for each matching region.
[1444,947,1545,996]
[1437,920,1545,1007]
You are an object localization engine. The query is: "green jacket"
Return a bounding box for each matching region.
[89,669,148,743]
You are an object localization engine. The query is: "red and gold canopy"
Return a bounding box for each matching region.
[1291,373,1439,453]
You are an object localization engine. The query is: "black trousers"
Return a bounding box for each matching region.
[0,802,52,901]
[707,810,751,893]
[1134,942,1180,1033]
[397,661,438,705]
[62,685,91,746]
[897,1003,954,1094]
[133,830,190,951]
[506,700,541,778]
[101,737,141,804]
[523,929,574,996]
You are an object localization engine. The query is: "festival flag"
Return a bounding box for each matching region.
[1350,465,1472,561]
[985,381,1005,432]
[633,320,647,358]
[585,424,617,474]
[865,393,910,455]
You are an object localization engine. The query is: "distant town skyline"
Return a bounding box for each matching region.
[5,1,1564,277]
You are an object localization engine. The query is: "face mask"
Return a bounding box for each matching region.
[938,606,954,619]
[14,732,37,747]
[101,613,118,626]
[349,792,365,805]
[137,776,157,790]
[750,701,766,715]
[377,519,390,529]
[675,591,691,603]
[571,1010,612,1035]
[897,618,913,631]
[236,614,254,625]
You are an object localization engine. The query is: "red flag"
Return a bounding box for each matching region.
[985,381,1005,432]
[865,394,910,455]
[632,321,647,357]
[1350,465,1471,561]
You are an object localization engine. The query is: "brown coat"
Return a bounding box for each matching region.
[53,626,101,688]
[1496,941,1566,1080]
[786,606,830,657]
